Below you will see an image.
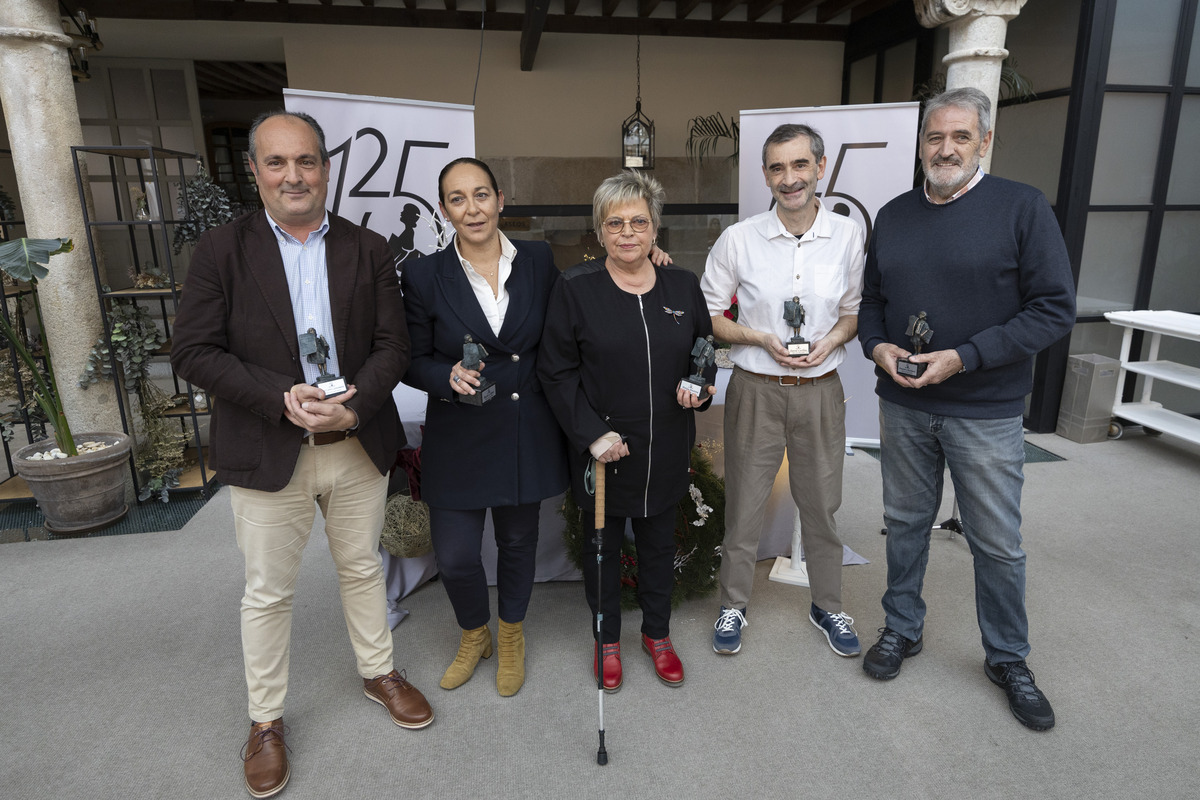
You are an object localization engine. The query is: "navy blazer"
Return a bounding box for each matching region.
[401,239,568,510]
[172,210,409,492]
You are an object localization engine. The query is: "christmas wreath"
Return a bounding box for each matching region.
[561,443,725,610]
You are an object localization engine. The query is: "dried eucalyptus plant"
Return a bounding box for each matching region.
[173,162,233,255]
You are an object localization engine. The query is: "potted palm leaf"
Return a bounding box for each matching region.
[0,237,131,534]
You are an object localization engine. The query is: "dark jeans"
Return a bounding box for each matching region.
[429,503,541,630]
[580,505,676,644]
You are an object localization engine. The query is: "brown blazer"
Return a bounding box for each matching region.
[172,210,409,492]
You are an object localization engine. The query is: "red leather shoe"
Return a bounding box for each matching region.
[593,642,622,692]
[641,634,684,686]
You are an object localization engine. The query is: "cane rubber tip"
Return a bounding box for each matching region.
[597,751,608,766]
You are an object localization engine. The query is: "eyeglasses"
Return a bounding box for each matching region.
[602,216,651,234]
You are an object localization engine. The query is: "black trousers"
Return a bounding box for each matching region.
[429,503,541,630]
[580,505,676,644]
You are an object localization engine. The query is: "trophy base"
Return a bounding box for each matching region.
[680,377,710,397]
[315,376,348,398]
[787,342,810,357]
[896,358,927,378]
[457,378,497,406]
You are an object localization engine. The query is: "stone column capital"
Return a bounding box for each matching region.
[915,0,1028,28]
[0,26,73,48]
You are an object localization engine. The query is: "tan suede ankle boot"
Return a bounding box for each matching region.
[496,619,526,697]
[439,625,493,690]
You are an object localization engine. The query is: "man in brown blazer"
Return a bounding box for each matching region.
[172,111,432,799]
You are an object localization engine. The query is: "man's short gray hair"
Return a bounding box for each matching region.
[247,110,330,165]
[920,88,992,139]
[592,170,665,234]
[760,123,825,167]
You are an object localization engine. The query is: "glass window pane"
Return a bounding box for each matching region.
[1002,0,1079,91]
[1107,0,1181,85]
[848,56,875,105]
[1069,320,1126,360]
[1076,211,1146,314]
[1090,93,1165,204]
[1167,96,1200,203]
[152,69,191,120]
[992,96,1069,200]
[881,40,916,103]
[74,77,109,119]
[110,68,151,119]
[1189,6,1200,86]
[1149,211,1200,312]
[161,126,196,156]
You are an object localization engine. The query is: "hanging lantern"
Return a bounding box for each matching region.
[621,34,654,170]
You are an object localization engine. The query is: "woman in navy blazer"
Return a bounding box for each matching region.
[400,158,568,697]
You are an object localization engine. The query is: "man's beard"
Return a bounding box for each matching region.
[924,154,978,195]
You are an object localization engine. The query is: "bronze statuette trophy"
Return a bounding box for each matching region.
[784,296,810,356]
[681,335,716,397]
[896,311,933,378]
[458,334,496,406]
[298,328,348,398]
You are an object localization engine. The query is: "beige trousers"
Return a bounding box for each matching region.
[230,437,391,722]
[718,367,846,612]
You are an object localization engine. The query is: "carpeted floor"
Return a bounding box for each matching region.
[1,431,1197,799]
[0,484,217,544]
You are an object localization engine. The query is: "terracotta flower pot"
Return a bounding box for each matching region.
[13,432,132,535]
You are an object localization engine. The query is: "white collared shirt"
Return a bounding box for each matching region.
[701,201,864,378]
[266,210,340,384]
[455,231,516,336]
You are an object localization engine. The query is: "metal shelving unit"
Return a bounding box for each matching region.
[71,145,215,498]
[1104,310,1200,445]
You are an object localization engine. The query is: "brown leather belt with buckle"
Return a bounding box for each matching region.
[308,430,351,446]
[736,367,838,386]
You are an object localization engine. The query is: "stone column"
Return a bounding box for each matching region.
[0,0,121,437]
[916,0,1029,171]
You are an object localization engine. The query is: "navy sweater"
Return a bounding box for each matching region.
[858,175,1076,419]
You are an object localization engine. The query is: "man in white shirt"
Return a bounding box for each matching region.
[700,123,865,658]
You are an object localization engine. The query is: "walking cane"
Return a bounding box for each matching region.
[593,458,609,765]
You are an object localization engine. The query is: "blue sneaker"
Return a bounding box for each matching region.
[809,604,861,657]
[713,606,747,654]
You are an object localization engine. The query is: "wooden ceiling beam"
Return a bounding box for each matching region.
[675,0,703,18]
[711,0,740,21]
[83,1,847,42]
[639,0,663,17]
[519,0,552,71]
[816,0,867,24]
[781,0,821,22]
[747,0,783,22]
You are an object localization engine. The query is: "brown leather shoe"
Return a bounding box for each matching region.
[242,718,289,799]
[364,669,434,729]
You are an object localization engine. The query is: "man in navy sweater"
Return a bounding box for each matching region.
[857,88,1075,731]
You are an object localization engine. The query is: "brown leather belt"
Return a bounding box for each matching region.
[736,366,838,386]
[308,430,351,446]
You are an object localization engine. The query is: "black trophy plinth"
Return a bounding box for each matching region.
[457,377,497,406]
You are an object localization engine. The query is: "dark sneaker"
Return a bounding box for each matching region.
[712,606,748,654]
[809,604,861,657]
[985,660,1055,731]
[862,627,923,680]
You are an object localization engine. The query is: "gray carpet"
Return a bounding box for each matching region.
[2,431,1197,799]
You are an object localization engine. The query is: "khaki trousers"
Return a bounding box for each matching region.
[718,367,846,612]
[230,437,391,722]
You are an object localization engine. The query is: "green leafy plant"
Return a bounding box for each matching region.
[685,112,740,167]
[173,162,233,255]
[78,296,188,500]
[0,184,16,222]
[134,380,189,503]
[79,297,163,392]
[0,238,77,455]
